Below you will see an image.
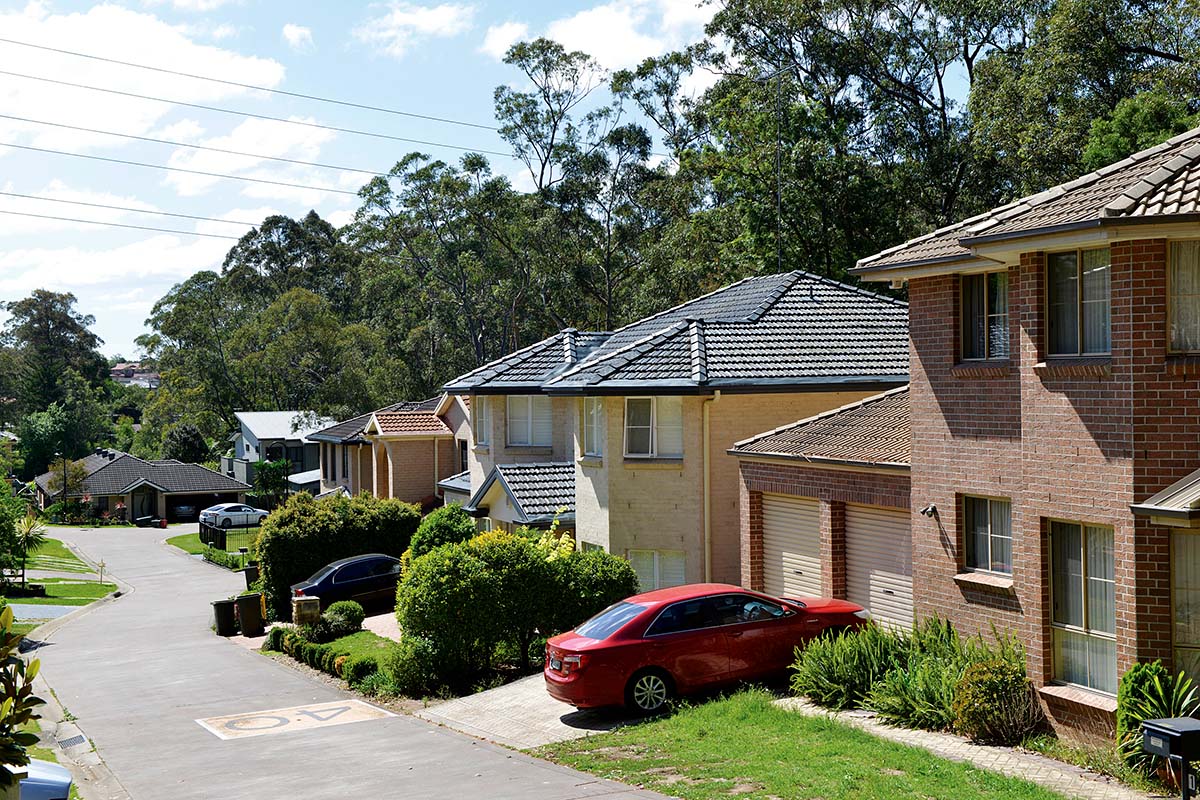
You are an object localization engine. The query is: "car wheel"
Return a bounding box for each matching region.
[220,518,231,529]
[625,669,673,715]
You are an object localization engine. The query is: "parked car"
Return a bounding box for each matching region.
[545,583,869,714]
[290,553,402,610]
[21,758,72,800]
[200,503,268,529]
[171,503,199,521]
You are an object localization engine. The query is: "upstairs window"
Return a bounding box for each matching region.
[1048,248,1110,356]
[507,395,552,447]
[582,397,604,457]
[1170,241,1200,352]
[624,396,683,458]
[962,272,1009,360]
[474,396,490,446]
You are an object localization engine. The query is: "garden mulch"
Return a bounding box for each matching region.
[774,697,1165,800]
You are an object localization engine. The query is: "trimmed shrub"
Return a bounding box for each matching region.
[355,670,400,698]
[550,548,639,634]
[468,534,554,670]
[1118,667,1200,773]
[343,655,381,687]
[387,635,442,697]
[255,492,420,619]
[325,600,365,631]
[409,505,475,558]
[265,625,287,652]
[952,658,1043,744]
[790,624,908,710]
[333,655,349,678]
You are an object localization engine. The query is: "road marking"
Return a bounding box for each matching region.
[196,699,395,740]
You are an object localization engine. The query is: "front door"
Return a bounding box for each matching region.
[1173,532,1200,681]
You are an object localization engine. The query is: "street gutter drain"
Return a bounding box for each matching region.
[57,735,85,749]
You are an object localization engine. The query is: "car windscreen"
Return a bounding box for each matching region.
[574,601,646,640]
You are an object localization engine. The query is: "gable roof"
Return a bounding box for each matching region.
[464,462,574,525]
[309,397,442,444]
[445,271,909,395]
[729,386,909,470]
[366,409,454,437]
[443,329,611,393]
[234,411,334,443]
[37,451,250,498]
[856,127,1200,275]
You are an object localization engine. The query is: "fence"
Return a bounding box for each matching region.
[198,522,260,553]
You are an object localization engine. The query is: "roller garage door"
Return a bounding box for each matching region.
[761,494,822,598]
[845,504,913,629]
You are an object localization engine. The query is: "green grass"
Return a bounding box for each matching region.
[327,630,395,660]
[25,539,91,574]
[3,579,117,606]
[536,690,1067,800]
[166,529,259,556]
[22,720,83,799]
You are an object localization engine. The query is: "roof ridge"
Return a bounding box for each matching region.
[549,320,691,384]
[688,319,707,384]
[1103,140,1200,217]
[597,272,784,341]
[730,385,909,450]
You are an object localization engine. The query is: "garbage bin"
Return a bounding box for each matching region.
[241,562,259,590]
[234,592,265,637]
[212,598,238,636]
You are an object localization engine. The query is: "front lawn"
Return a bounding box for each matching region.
[165,533,207,555]
[167,530,259,556]
[326,630,394,660]
[536,690,1065,800]
[3,578,117,606]
[26,539,91,574]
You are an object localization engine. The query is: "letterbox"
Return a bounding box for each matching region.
[1142,717,1200,760]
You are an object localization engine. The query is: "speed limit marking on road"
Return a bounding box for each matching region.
[196,699,395,740]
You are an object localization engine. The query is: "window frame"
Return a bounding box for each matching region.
[628,548,686,590]
[1049,519,1117,695]
[1168,239,1200,354]
[474,396,490,446]
[960,270,1010,361]
[582,397,604,457]
[506,395,552,448]
[962,495,1013,575]
[340,444,348,480]
[623,396,683,459]
[1045,247,1112,358]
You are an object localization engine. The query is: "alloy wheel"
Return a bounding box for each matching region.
[632,673,668,712]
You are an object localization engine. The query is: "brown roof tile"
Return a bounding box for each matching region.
[372,411,452,436]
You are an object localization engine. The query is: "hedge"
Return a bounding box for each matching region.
[267,626,383,688]
[255,492,420,619]
[409,504,476,558]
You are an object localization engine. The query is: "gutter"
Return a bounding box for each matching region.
[702,390,721,582]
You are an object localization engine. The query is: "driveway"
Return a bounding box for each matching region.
[33,526,670,800]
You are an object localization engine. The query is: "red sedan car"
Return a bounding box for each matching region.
[545,583,868,714]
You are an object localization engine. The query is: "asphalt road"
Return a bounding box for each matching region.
[35,526,668,800]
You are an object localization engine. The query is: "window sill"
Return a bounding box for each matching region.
[504,446,553,456]
[1039,683,1117,714]
[624,458,684,470]
[951,360,1012,379]
[472,445,490,454]
[1166,354,1200,376]
[1033,358,1112,379]
[953,571,1015,592]
[578,456,604,469]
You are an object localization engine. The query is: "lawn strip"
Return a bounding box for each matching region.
[26,539,91,573]
[165,533,207,555]
[5,582,117,606]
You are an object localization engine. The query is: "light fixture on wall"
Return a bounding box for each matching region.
[920,504,938,519]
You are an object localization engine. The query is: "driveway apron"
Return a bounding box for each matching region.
[35,527,668,800]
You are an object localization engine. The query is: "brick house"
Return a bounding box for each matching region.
[444,271,908,588]
[739,129,1200,738]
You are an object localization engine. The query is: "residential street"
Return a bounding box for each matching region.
[32,526,669,800]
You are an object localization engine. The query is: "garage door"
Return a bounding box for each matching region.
[845,504,913,629]
[761,494,822,598]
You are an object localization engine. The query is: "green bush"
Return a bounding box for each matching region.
[387,635,442,697]
[550,548,640,634]
[1117,660,1171,755]
[1118,667,1200,774]
[790,624,908,710]
[326,600,365,631]
[203,547,241,570]
[468,533,554,670]
[342,655,380,687]
[952,658,1043,744]
[409,504,476,558]
[255,492,420,619]
[355,670,400,698]
[265,626,287,651]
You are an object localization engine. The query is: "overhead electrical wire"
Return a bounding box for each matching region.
[0,69,515,158]
[0,208,242,239]
[0,190,261,227]
[0,36,499,132]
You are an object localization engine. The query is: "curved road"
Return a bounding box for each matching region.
[35,526,666,800]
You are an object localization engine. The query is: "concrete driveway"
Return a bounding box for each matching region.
[31,526,670,800]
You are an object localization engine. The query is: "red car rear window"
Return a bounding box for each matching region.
[575,601,646,640]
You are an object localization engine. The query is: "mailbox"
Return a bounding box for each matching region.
[1143,718,1200,760]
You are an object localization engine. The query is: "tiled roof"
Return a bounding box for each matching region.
[856,128,1200,272]
[310,397,441,444]
[35,449,128,494]
[443,330,611,392]
[465,462,574,523]
[730,387,910,469]
[234,411,335,443]
[371,411,452,436]
[38,452,251,497]
[437,470,472,495]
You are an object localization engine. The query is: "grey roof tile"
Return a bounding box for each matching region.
[37,452,250,497]
[465,462,574,523]
[443,330,610,392]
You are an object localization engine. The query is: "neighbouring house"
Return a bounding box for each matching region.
[221,411,333,486]
[35,448,249,522]
[740,127,1200,739]
[109,362,160,389]
[731,388,912,628]
[444,271,909,588]
[309,394,471,507]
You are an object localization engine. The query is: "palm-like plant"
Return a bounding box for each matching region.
[13,515,47,589]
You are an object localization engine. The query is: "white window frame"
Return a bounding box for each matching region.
[623,396,683,459]
[506,395,552,447]
[474,396,490,446]
[582,397,604,457]
[628,549,686,590]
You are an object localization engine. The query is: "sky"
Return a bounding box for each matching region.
[0,0,719,357]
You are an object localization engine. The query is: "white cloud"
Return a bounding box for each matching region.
[144,0,241,11]
[192,206,278,237]
[282,23,314,52]
[353,3,475,60]
[535,0,717,70]
[479,21,528,60]
[0,179,162,236]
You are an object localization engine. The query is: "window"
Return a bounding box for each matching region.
[341,445,348,480]
[506,395,552,447]
[581,541,604,553]
[576,602,645,640]
[582,397,604,457]
[1047,248,1111,356]
[1170,241,1200,352]
[474,396,490,446]
[963,496,1012,574]
[628,549,686,590]
[322,444,329,480]
[1172,532,1200,683]
[962,272,1009,360]
[646,597,719,636]
[1051,521,1116,694]
[624,397,683,458]
[458,439,469,473]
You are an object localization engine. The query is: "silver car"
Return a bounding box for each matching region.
[199,503,269,529]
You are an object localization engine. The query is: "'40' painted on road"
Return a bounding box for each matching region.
[196,699,395,740]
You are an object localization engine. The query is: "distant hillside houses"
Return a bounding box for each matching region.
[109,361,160,389]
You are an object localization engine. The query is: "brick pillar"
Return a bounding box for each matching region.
[742,488,763,591]
[821,499,846,599]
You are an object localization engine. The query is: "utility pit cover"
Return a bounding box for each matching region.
[196,700,394,740]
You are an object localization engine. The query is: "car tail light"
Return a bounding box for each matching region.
[562,654,587,673]
[294,588,305,597]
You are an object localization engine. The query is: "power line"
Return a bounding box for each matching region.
[0,141,361,195]
[0,208,242,239]
[0,69,514,159]
[0,36,500,132]
[0,191,261,227]
[0,113,393,178]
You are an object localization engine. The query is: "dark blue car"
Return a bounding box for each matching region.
[290,553,401,610]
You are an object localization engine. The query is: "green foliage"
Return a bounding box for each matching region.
[265,625,287,652]
[302,601,366,643]
[342,655,381,688]
[252,460,289,510]
[202,547,242,570]
[410,504,476,558]
[386,634,443,698]
[1117,666,1200,774]
[3,290,106,418]
[1117,660,1171,747]
[790,624,909,710]
[355,670,400,698]
[325,600,365,631]
[952,659,1043,744]
[0,605,44,785]
[162,423,210,463]
[12,514,47,588]
[255,492,419,619]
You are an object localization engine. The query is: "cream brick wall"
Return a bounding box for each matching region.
[468,394,575,496]
[574,396,611,550]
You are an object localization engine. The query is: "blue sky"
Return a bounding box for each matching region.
[0,0,717,357]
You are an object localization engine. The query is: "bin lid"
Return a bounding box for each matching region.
[211,598,237,606]
[1143,717,1200,734]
